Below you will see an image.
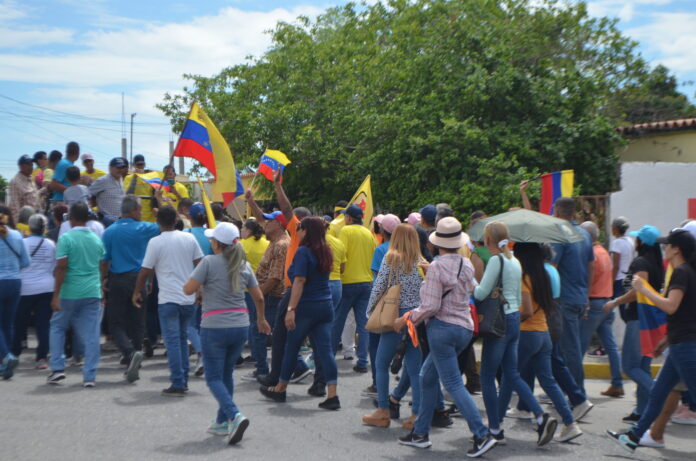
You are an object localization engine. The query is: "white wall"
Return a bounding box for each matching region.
[609,162,696,236]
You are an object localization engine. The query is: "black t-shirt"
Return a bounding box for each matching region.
[622,256,663,322]
[666,263,696,344]
[416,226,433,262]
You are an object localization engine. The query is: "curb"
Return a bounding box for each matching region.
[583,362,662,380]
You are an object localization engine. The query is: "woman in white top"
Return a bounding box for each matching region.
[12,214,55,369]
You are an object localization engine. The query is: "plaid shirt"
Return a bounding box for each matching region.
[410,253,477,330]
[89,173,124,218]
[9,172,40,222]
[256,235,290,297]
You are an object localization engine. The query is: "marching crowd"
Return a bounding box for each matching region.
[1,142,696,457]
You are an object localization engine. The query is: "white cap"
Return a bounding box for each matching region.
[681,220,696,240]
[204,222,240,245]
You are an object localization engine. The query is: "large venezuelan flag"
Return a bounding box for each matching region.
[173,102,243,207]
[257,149,291,182]
[136,171,171,192]
[539,170,574,215]
[636,278,667,358]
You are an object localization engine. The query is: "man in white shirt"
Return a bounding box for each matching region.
[132,205,203,396]
[609,216,634,302]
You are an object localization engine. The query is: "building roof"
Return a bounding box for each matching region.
[617,118,696,136]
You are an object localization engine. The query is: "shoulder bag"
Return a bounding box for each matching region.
[366,266,401,334]
[475,254,507,339]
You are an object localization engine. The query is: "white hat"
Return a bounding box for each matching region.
[204,222,240,245]
[428,216,470,249]
[681,220,696,240]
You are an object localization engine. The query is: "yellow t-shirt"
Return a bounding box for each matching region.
[16,223,30,237]
[164,182,189,211]
[328,215,345,238]
[339,224,377,284]
[123,174,156,222]
[327,234,347,281]
[82,169,106,180]
[42,168,54,184]
[241,236,270,273]
[521,275,548,332]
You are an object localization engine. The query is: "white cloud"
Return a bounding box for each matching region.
[586,0,673,21]
[0,0,25,21]
[0,26,73,48]
[627,12,696,74]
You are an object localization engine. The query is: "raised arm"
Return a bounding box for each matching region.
[245,188,265,223]
[274,169,294,224]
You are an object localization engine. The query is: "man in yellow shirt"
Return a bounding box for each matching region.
[162,165,189,211]
[331,204,376,373]
[123,172,156,222]
[80,153,106,184]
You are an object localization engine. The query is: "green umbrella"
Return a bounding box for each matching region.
[466,209,585,244]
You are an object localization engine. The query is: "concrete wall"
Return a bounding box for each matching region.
[618,131,696,162]
[609,162,696,236]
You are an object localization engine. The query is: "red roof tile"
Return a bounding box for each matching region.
[617,118,696,136]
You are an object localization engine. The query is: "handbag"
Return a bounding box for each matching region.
[547,298,564,342]
[475,254,508,339]
[366,267,401,334]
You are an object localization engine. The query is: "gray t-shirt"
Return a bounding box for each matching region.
[64,184,90,205]
[190,254,258,328]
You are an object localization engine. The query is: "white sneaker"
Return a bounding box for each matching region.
[572,400,594,422]
[505,408,533,420]
[671,408,696,425]
[639,431,665,448]
[557,422,583,442]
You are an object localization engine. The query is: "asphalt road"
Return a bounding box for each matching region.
[2,346,694,461]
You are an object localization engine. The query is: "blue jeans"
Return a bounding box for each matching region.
[376,309,422,414]
[49,298,101,381]
[249,295,280,375]
[633,341,696,437]
[622,320,653,415]
[580,298,622,389]
[415,318,487,438]
[328,280,342,309]
[501,331,574,425]
[201,327,247,424]
[0,279,21,361]
[369,332,380,384]
[481,311,543,429]
[332,282,371,368]
[187,305,202,354]
[559,301,586,389]
[158,303,194,388]
[280,299,337,384]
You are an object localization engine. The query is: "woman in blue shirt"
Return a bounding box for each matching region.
[0,206,31,379]
[260,216,340,410]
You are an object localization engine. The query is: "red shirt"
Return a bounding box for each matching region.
[590,244,613,298]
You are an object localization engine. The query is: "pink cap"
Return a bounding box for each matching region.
[374,214,385,224]
[381,214,400,234]
[406,212,421,226]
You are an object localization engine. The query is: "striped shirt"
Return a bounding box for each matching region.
[89,173,124,218]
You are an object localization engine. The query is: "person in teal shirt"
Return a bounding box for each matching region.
[48,202,105,386]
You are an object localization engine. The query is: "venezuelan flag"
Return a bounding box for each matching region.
[257,149,291,181]
[539,170,574,215]
[173,102,243,207]
[137,171,171,192]
[636,278,667,358]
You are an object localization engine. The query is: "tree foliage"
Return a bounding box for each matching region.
[158,0,689,216]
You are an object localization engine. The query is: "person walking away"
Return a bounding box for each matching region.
[101,196,160,383]
[89,157,128,228]
[132,205,203,395]
[0,207,30,379]
[63,166,90,205]
[259,217,341,410]
[579,221,623,396]
[183,222,271,444]
[474,221,557,446]
[362,224,423,429]
[394,217,496,458]
[12,214,55,369]
[49,141,80,204]
[9,155,40,224]
[608,228,696,453]
[604,225,663,423]
[46,203,104,386]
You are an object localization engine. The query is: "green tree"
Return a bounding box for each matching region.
[0,175,7,203]
[158,0,687,216]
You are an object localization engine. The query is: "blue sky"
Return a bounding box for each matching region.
[1,0,694,181]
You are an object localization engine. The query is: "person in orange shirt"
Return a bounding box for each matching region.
[579,221,624,398]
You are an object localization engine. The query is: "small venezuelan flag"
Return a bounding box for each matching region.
[257,149,291,182]
[636,278,667,358]
[137,171,171,192]
[540,170,574,215]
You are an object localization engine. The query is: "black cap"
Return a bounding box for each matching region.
[133,154,145,165]
[656,228,696,254]
[109,157,129,168]
[18,155,33,166]
[344,204,364,219]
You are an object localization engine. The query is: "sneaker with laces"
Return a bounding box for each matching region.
[622,412,641,424]
[126,351,144,383]
[47,370,66,384]
[83,381,96,388]
[207,421,229,436]
[558,422,583,442]
[361,384,377,397]
[607,429,638,453]
[241,371,261,382]
[398,431,432,448]
[490,430,505,445]
[571,400,594,422]
[161,385,186,397]
[289,367,312,384]
[505,407,533,420]
[536,413,557,446]
[226,413,249,445]
[35,358,48,370]
[467,434,497,458]
[1,354,19,380]
[71,355,84,367]
[671,407,696,425]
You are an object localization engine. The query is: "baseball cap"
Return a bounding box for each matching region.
[680,221,696,240]
[109,157,128,168]
[204,222,240,245]
[419,204,437,224]
[656,228,696,254]
[374,214,384,224]
[18,155,33,166]
[629,225,660,246]
[344,204,363,219]
[81,153,94,161]
[189,202,206,219]
[133,154,145,165]
[262,210,288,228]
[381,214,400,234]
[611,216,630,233]
[405,212,421,226]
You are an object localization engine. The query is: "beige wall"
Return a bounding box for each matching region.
[618,130,696,162]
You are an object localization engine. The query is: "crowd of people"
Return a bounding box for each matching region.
[1,142,695,457]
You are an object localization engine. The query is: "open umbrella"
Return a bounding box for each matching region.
[466,209,585,244]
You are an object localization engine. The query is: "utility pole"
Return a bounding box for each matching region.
[129,112,136,165]
[121,93,127,159]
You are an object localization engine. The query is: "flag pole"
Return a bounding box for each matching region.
[197,177,216,229]
[230,199,245,221]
